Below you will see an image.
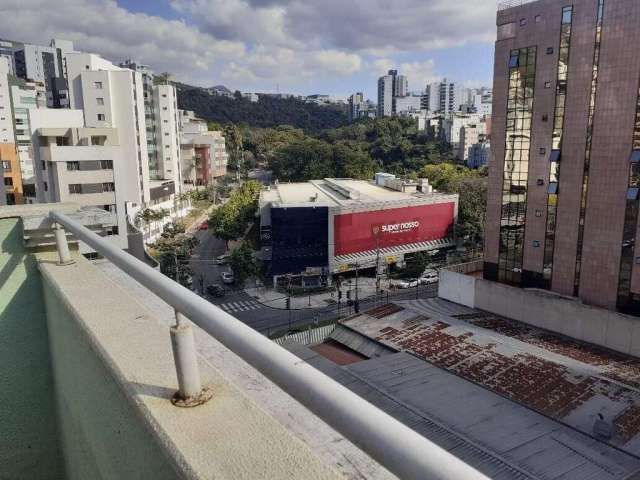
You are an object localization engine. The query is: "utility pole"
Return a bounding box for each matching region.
[354,263,360,314]
[373,226,382,298]
[287,274,292,331]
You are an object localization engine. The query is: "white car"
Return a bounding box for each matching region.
[393,279,419,289]
[419,274,439,285]
[221,272,235,284]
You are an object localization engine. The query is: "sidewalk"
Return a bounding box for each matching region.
[244,276,394,310]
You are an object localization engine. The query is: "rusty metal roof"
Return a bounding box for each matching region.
[335,297,640,475]
[285,340,640,480]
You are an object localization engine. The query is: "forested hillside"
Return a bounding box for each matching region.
[175,84,348,132]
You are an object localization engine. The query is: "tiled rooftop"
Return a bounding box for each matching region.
[343,298,640,456]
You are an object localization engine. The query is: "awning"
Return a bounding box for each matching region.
[333,237,454,268]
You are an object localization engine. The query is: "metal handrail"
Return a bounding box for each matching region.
[49,210,489,480]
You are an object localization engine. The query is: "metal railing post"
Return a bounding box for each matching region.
[52,223,74,265]
[170,310,213,407]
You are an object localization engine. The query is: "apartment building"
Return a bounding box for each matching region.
[423,79,465,114]
[119,61,182,186]
[65,52,151,230]
[468,142,490,169]
[458,122,487,163]
[180,110,228,186]
[2,38,74,108]
[394,93,423,116]
[377,74,393,118]
[0,57,20,204]
[348,92,364,122]
[153,84,181,183]
[485,0,640,315]
[36,126,121,236]
[440,113,482,148]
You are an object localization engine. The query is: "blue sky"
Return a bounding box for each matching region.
[0,0,497,99]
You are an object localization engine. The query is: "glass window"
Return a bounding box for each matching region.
[97,114,105,121]
[94,81,103,89]
[509,55,519,68]
[96,97,104,106]
[550,150,561,162]
[630,150,640,163]
[548,182,558,194]
[627,188,640,201]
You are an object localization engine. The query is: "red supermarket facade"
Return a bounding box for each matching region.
[330,200,457,272]
[333,203,456,256]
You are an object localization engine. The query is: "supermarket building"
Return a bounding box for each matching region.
[258,177,458,285]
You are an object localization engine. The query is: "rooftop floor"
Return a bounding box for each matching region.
[342,299,640,458]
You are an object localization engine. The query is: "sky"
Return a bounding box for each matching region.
[0,0,498,99]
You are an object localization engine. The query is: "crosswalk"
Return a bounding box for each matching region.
[219,300,261,313]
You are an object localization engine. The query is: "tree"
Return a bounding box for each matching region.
[223,124,245,180]
[419,164,487,245]
[175,86,348,132]
[455,177,487,244]
[230,242,258,286]
[333,141,379,180]
[271,138,334,181]
[207,180,261,248]
[136,208,165,239]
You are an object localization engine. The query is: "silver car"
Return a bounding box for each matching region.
[221,271,235,284]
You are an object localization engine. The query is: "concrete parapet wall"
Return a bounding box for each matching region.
[439,270,477,308]
[439,270,640,357]
[0,218,64,479]
[39,256,342,480]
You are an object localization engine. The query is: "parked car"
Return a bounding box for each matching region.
[199,221,209,231]
[393,278,419,289]
[221,271,235,284]
[206,284,226,297]
[215,254,230,265]
[419,274,439,285]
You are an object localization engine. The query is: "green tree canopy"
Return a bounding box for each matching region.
[230,242,258,285]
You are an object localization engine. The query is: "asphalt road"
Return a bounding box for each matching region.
[189,227,439,336]
[188,169,439,336]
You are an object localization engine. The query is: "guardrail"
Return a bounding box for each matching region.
[49,210,489,480]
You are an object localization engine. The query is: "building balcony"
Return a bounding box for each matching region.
[0,204,487,480]
[40,145,119,163]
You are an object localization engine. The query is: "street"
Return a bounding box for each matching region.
[187,168,439,337]
[189,227,438,336]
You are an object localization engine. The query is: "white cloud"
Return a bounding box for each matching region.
[311,50,362,76]
[0,0,496,93]
[368,59,438,91]
[0,0,244,85]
